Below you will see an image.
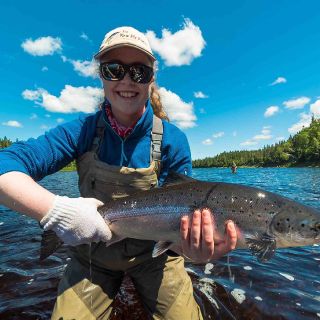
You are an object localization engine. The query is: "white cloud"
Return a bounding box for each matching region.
[30,113,38,120]
[240,140,258,146]
[158,87,197,128]
[264,105,279,117]
[253,134,272,140]
[212,131,224,138]
[283,96,310,110]
[21,36,62,56]
[22,85,104,113]
[194,91,208,99]
[288,113,312,134]
[41,66,48,72]
[310,99,320,118]
[80,32,89,41]
[22,89,44,101]
[2,120,22,128]
[241,127,272,146]
[146,18,206,66]
[270,77,287,86]
[202,138,213,145]
[62,57,99,78]
[57,118,64,123]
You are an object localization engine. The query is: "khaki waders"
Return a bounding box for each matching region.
[51,115,203,320]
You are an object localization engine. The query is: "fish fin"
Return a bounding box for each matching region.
[245,233,276,263]
[162,171,196,187]
[152,241,174,258]
[40,230,64,261]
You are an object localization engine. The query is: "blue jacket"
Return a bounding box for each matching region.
[0,102,192,186]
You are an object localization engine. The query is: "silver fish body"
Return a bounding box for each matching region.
[98,176,320,262]
[40,173,320,262]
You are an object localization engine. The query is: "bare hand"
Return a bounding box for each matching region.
[179,208,237,263]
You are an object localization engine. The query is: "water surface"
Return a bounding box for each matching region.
[0,168,319,319]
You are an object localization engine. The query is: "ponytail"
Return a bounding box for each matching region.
[149,82,169,121]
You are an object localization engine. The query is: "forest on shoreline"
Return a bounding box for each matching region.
[193,117,320,168]
[1,118,319,169]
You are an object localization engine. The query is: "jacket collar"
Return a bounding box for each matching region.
[102,99,153,139]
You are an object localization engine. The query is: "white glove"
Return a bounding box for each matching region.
[40,195,112,246]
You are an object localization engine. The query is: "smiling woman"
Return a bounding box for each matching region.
[0,25,237,320]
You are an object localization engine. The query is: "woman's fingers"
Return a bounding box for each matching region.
[212,220,237,258]
[201,209,215,257]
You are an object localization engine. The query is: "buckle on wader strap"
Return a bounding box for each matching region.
[151,115,163,178]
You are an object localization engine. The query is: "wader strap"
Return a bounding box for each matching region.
[91,112,106,153]
[151,115,163,175]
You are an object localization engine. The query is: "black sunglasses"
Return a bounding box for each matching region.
[100,62,154,84]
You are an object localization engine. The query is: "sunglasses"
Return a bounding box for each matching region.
[100,62,154,84]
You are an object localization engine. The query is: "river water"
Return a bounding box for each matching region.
[0,168,319,319]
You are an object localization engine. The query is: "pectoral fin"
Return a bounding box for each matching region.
[152,241,174,258]
[245,233,276,263]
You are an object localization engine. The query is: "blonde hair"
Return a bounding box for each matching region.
[149,82,169,121]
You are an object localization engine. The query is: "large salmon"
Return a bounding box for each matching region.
[41,173,320,262]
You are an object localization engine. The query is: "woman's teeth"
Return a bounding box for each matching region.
[118,91,138,98]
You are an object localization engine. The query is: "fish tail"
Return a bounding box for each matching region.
[40,230,63,260]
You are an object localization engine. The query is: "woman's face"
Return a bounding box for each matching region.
[99,46,154,124]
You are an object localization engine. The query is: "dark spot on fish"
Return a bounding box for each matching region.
[301,223,305,227]
[286,218,290,222]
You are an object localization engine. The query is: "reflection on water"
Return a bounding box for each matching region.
[0,168,320,319]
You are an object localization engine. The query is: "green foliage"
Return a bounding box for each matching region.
[193,118,320,168]
[0,136,13,148]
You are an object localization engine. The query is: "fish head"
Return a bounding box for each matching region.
[269,201,320,248]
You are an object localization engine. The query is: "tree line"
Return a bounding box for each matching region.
[1,117,319,168]
[193,117,320,168]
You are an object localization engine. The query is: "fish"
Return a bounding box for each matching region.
[40,172,320,262]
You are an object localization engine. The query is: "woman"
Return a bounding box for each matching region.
[0,26,237,319]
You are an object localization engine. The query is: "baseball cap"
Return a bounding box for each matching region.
[94,26,156,61]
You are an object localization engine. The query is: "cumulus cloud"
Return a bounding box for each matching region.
[62,56,99,78]
[212,132,224,138]
[270,77,287,86]
[283,96,310,110]
[22,85,103,113]
[158,87,197,128]
[194,91,208,99]
[202,138,213,145]
[288,113,312,134]
[264,105,279,117]
[21,36,62,56]
[310,99,320,118]
[80,32,90,41]
[240,127,272,146]
[240,140,258,146]
[2,120,22,128]
[146,18,206,66]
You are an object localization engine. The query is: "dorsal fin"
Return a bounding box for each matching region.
[163,171,196,187]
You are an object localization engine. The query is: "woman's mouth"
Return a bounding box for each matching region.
[117,91,138,98]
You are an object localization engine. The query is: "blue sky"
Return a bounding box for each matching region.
[1,0,320,160]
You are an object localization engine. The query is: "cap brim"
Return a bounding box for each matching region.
[94,43,156,61]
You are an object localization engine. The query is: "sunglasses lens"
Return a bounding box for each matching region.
[101,63,125,80]
[130,65,153,84]
[100,63,153,83]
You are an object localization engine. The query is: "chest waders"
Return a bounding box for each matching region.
[51,114,203,320]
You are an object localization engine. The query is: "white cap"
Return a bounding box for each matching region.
[94,26,156,61]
